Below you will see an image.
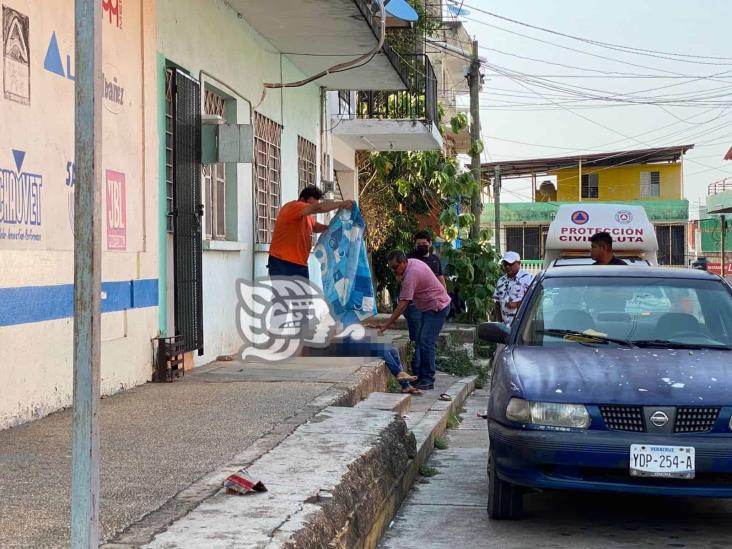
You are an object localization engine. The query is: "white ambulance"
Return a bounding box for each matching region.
[543,204,658,268]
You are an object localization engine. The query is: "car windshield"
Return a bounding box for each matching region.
[519,276,732,349]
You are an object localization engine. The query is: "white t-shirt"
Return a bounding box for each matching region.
[493,270,534,327]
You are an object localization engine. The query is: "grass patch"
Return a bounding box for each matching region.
[437,348,490,389]
[474,341,495,359]
[436,349,476,377]
[434,436,449,450]
[446,412,463,429]
[475,367,488,389]
[419,464,438,477]
[387,378,402,394]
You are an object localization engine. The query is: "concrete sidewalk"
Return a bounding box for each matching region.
[0,353,389,549]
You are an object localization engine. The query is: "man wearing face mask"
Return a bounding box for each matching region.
[402,231,447,380]
[407,231,447,288]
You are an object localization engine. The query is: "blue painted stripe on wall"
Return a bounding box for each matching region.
[0,279,158,327]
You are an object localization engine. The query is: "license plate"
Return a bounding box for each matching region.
[629,444,695,479]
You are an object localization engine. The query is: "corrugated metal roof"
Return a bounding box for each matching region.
[481,145,694,180]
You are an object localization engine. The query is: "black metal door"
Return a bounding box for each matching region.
[656,225,671,266]
[172,69,204,355]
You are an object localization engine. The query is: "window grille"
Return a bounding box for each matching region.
[505,225,549,260]
[165,69,174,232]
[254,113,282,244]
[202,89,227,240]
[656,224,685,266]
[298,136,317,192]
[641,171,661,198]
[581,173,599,199]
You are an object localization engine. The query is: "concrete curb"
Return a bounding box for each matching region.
[106,339,471,549]
[363,375,476,549]
[105,358,390,548]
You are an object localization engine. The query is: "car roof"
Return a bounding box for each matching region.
[542,265,722,280]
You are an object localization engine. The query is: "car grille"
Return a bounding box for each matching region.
[599,405,645,432]
[675,407,720,433]
[599,405,721,433]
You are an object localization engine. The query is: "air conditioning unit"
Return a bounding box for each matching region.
[201,123,253,164]
[321,179,335,193]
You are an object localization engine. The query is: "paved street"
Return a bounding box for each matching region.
[380,388,732,549]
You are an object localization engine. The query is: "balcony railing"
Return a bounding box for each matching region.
[352,0,428,89]
[337,54,438,124]
[708,178,732,196]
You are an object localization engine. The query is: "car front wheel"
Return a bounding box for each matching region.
[487,450,523,520]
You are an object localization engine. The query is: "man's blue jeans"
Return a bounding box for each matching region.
[414,305,449,386]
[403,303,423,377]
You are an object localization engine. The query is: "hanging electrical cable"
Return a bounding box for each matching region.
[255,0,387,108]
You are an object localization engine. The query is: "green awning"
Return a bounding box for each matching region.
[481,200,689,225]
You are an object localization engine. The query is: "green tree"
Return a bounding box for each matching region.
[359,115,501,321]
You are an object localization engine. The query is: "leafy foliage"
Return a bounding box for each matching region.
[441,231,502,324]
[437,348,490,389]
[450,112,469,135]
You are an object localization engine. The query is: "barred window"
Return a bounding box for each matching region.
[640,171,661,198]
[202,89,227,240]
[581,173,599,199]
[254,113,283,244]
[165,69,174,232]
[505,225,549,260]
[298,136,317,192]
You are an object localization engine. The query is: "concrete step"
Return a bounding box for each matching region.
[355,392,412,416]
[141,407,416,549]
[116,377,476,549]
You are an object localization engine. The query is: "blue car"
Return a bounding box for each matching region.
[479,266,732,519]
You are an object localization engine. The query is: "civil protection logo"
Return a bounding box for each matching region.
[615,210,633,224]
[571,210,589,225]
[236,276,365,362]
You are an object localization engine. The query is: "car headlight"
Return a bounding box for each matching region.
[506,398,590,429]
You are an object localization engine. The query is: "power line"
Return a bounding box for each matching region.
[461,14,732,80]
[459,2,732,64]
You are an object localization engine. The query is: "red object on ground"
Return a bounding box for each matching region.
[224,469,268,495]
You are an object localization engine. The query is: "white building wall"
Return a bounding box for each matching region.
[0,0,159,429]
[157,0,321,366]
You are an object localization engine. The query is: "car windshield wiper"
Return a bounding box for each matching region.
[536,329,637,348]
[631,339,732,351]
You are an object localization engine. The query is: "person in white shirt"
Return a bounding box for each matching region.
[493,251,534,328]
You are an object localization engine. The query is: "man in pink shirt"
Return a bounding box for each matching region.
[379,251,451,390]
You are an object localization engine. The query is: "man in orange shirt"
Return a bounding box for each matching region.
[268,185,354,279]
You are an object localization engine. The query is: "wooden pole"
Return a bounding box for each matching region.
[469,39,482,239]
[71,0,102,546]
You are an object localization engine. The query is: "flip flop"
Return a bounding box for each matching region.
[396,372,418,382]
[402,387,423,395]
[439,393,452,402]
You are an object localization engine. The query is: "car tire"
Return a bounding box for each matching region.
[487,450,523,520]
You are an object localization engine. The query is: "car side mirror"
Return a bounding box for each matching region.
[477,322,510,344]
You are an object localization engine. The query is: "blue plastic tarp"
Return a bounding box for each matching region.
[314,204,378,326]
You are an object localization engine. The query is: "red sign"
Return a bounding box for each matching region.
[707,262,732,275]
[106,170,126,250]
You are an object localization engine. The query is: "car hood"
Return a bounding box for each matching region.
[509,346,732,405]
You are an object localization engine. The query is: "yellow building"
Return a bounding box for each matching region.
[481,145,693,267]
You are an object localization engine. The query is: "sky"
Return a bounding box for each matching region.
[448,0,732,216]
